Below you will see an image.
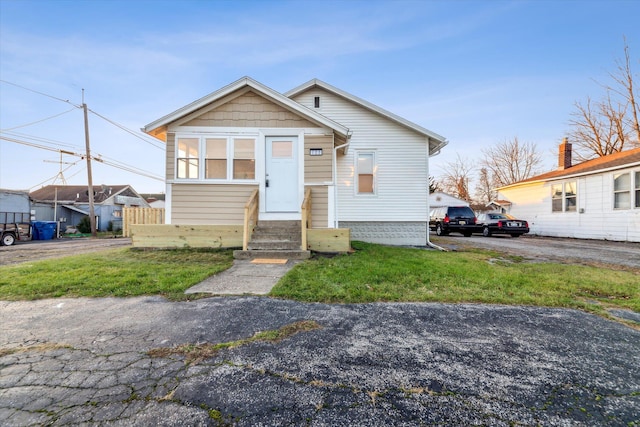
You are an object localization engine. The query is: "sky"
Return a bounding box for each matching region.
[1,0,639,195]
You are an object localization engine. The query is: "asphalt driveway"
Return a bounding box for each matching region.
[1,297,639,426]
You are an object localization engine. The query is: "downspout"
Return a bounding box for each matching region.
[333,135,351,228]
[426,138,448,251]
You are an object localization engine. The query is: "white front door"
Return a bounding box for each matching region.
[265,136,299,212]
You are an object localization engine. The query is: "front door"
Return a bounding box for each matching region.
[265,136,298,212]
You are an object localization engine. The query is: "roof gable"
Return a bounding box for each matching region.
[285,78,448,155]
[500,147,640,190]
[143,77,349,141]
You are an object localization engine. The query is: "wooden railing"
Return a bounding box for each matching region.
[301,188,312,250]
[242,189,259,250]
[123,207,165,237]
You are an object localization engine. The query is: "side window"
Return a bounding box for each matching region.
[614,173,631,209]
[635,171,640,208]
[551,181,577,212]
[356,151,375,194]
[564,182,577,212]
[551,184,563,212]
[177,138,199,179]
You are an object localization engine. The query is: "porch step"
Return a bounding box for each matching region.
[233,249,311,260]
[235,220,307,260]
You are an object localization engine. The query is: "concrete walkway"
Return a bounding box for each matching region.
[185,259,299,295]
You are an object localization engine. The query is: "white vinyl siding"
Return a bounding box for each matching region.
[499,167,640,242]
[291,88,429,222]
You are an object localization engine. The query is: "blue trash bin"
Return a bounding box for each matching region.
[33,221,57,240]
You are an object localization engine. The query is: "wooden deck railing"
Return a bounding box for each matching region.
[242,189,259,250]
[301,188,312,250]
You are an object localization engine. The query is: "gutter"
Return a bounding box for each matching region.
[426,137,448,251]
[332,136,351,229]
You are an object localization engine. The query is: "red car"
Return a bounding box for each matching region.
[476,213,529,237]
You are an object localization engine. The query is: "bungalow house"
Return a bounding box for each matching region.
[496,140,640,242]
[30,185,150,232]
[141,77,447,254]
[429,192,470,209]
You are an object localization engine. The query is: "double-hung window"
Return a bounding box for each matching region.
[177,138,199,179]
[356,151,376,194]
[635,171,640,208]
[614,173,631,209]
[176,136,255,181]
[551,181,577,212]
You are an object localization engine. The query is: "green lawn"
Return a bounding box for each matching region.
[1,242,638,322]
[0,248,234,301]
[270,242,640,317]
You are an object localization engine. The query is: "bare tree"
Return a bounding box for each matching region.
[481,137,542,187]
[428,176,441,194]
[440,153,474,201]
[568,38,639,159]
[475,167,497,204]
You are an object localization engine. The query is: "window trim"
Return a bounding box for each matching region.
[635,171,640,209]
[355,150,377,196]
[613,172,631,210]
[175,134,257,182]
[551,180,577,213]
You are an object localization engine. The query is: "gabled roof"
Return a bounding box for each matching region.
[143,76,350,141]
[285,78,448,155]
[498,147,640,190]
[30,185,133,204]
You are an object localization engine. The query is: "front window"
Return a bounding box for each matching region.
[176,135,256,181]
[356,151,375,194]
[551,181,577,212]
[233,138,255,180]
[205,138,226,179]
[614,173,631,209]
[177,138,199,179]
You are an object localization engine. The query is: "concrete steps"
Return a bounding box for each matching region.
[233,220,310,260]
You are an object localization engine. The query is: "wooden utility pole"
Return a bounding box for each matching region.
[82,90,97,237]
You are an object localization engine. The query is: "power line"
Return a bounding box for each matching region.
[0,79,81,108]
[0,107,78,131]
[88,108,164,150]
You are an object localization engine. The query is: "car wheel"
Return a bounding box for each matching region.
[435,224,447,236]
[1,233,16,246]
[510,233,521,238]
[482,227,492,237]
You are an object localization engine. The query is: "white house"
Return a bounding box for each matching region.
[142,77,447,249]
[429,192,470,209]
[496,141,640,242]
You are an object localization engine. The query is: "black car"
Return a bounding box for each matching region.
[429,206,477,237]
[476,212,529,237]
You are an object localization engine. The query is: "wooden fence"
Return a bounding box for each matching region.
[123,207,165,237]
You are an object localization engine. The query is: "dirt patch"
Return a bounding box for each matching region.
[0,237,132,266]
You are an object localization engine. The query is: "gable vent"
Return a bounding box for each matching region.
[314,96,320,108]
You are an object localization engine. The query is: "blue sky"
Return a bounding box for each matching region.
[1,0,638,194]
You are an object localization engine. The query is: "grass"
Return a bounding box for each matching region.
[0,241,638,321]
[270,241,640,317]
[0,247,234,301]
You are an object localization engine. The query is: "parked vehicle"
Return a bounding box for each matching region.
[429,206,478,237]
[476,212,529,237]
[0,212,32,246]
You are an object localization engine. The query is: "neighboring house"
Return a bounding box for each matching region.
[429,192,470,209]
[486,200,512,213]
[496,140,640,242]
[30,185,150,231]
[141,193,166,209]
[0,189,32,222]
[142,77,447,246]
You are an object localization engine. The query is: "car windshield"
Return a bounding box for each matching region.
[488,214,508,219]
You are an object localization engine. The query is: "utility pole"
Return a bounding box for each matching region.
[82,89,97,238]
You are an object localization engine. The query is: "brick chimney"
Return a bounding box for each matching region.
[558,138,572,170]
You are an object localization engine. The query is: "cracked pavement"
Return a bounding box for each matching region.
[1,297,639,426]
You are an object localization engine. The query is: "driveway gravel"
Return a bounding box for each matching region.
[1,297,639,426]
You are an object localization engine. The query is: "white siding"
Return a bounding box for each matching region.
[292,88,429,222]
[499,166,640,242]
